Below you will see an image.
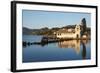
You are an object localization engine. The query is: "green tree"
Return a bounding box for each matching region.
[81,18,87,35]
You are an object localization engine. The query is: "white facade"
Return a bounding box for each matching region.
[55,25,80,39]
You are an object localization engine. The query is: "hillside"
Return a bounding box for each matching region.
[23,25,90,35]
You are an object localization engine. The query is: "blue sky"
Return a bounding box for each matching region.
[22,10,91,29]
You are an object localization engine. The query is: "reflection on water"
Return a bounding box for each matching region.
[81,41,86,59]
[58,40,80,54]
[58,40,87,59]
[23,35,91,62]
[24,40,88,58]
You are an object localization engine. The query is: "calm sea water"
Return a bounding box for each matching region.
[23,35,91,63]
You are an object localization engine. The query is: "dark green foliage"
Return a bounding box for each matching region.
[81,18,87,35]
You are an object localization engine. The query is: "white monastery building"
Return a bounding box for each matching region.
[54,25,81,39]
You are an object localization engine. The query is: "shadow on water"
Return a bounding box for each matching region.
[81,41,86,59]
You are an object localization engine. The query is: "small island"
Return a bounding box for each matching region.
[23,18,91,47]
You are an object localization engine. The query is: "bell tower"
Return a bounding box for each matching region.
[75,25,80,38]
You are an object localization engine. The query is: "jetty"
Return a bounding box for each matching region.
[23,35,90,47]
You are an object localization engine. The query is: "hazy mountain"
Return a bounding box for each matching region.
[23,27,34,35]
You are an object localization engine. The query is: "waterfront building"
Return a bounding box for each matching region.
[54,25,80,39]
